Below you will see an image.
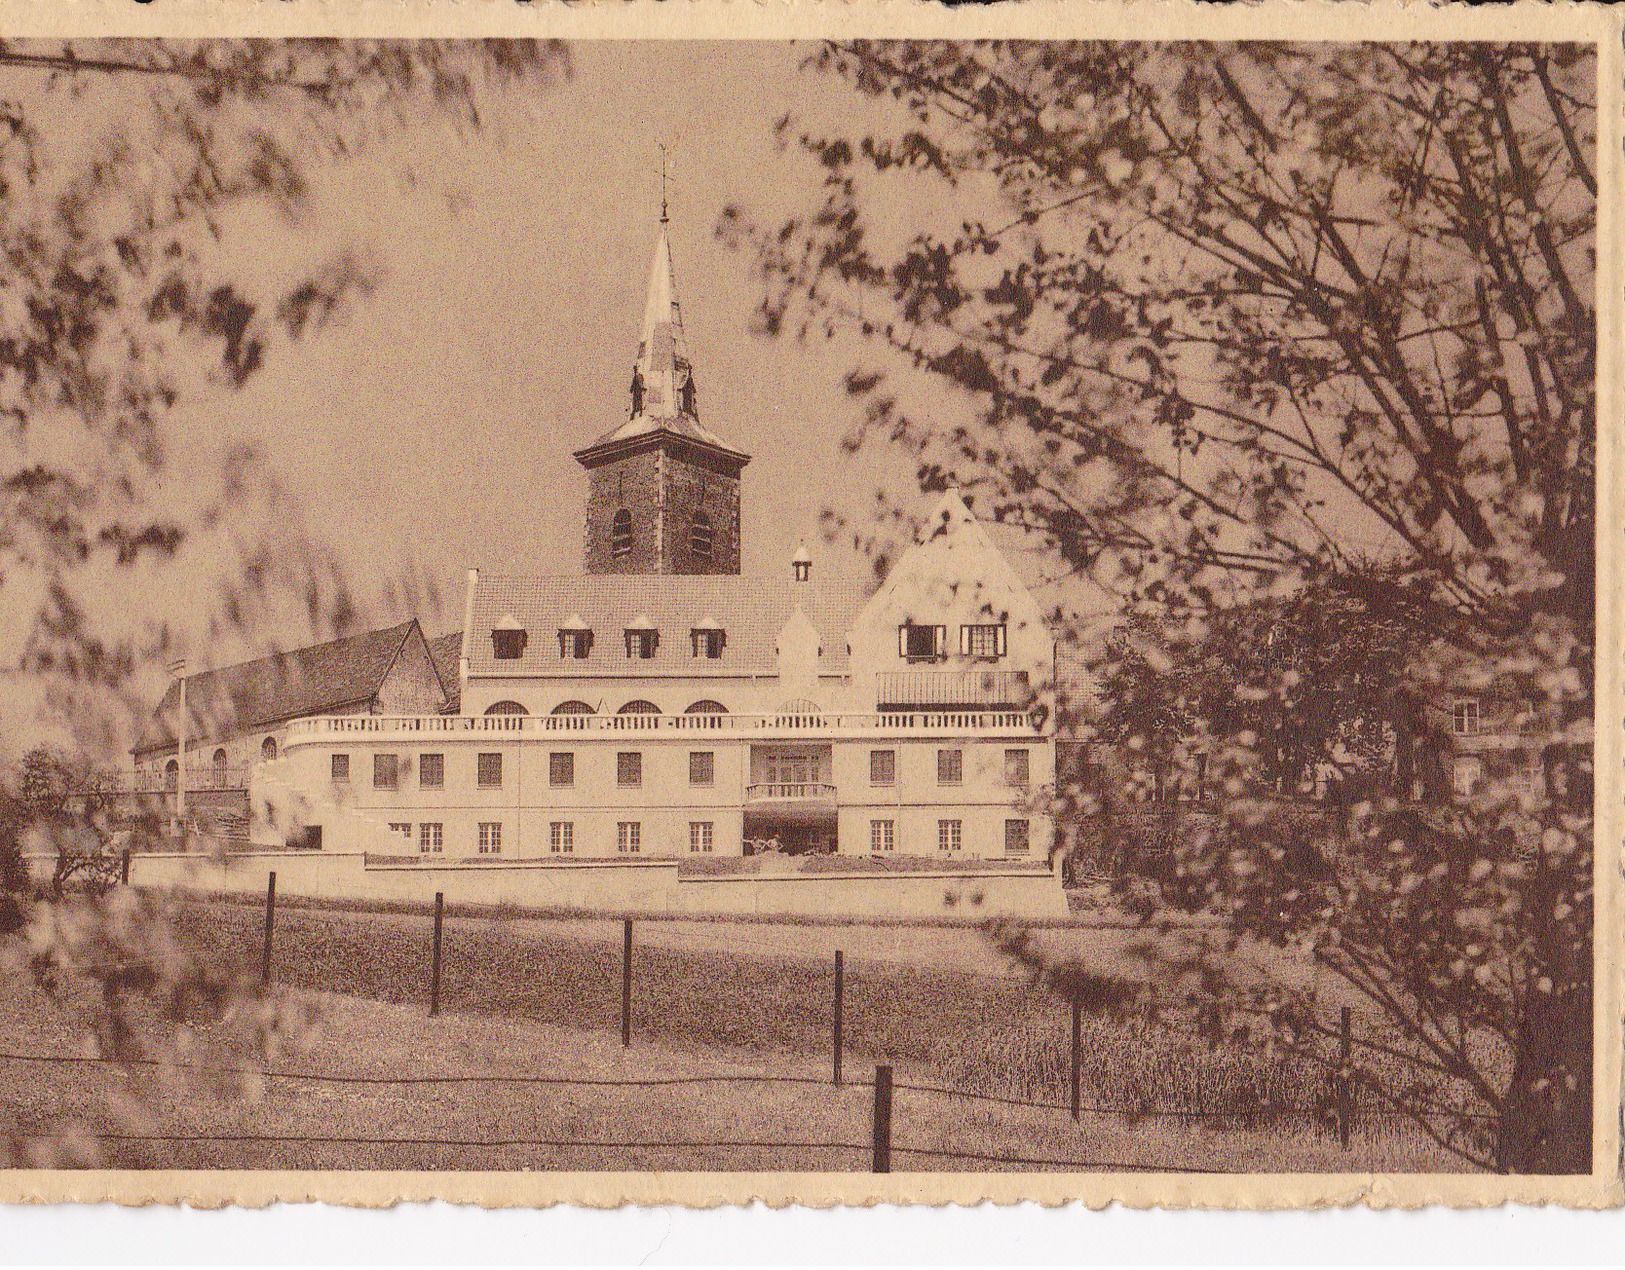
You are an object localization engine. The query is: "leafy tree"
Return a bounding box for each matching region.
[735,41,1595,1172]
[0,38,568,1166]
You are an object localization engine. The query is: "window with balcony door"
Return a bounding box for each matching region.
[765,753,816,789]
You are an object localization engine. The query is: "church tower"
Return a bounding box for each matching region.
[574,220,750,576]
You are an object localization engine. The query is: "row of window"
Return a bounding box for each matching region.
[339,747,1030,791]
[497,619,1010,665]
[495,623,727,662]
[609,508,715,560]
[341,751,503,790]
[899,622,1008,663]
[869,817,1030,854]
[390,817,1026,856]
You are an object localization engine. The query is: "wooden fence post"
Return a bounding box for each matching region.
[1337,1005,1353,1149]
[1070,996,1082,1122]
[119,847,131,886]
[832,950,844,1087]
[871,1064,893,1174]
[429,891,444,1017]
[621,918,633,1048]
[260,871,277,985]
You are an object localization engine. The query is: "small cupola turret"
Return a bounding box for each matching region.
[791,543,812,583]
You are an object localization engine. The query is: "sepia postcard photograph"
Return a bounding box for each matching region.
[0,0,1617,1212]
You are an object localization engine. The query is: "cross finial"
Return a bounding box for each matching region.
[658,143,671,225]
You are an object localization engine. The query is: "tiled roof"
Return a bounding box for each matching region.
[427,631,464,713]
[134,620,422,754]
[466,575,869,678]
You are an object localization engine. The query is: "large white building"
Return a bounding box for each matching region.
[257,222,1058,863]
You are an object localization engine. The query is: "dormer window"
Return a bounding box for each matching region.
[690,512,713,559]
[492,614,527,661]
[557,614,593,660]
[611,509,633,557]
[961,623,1007,660]
[899,622,947,664]
[624,613,659,660]
[792,544,812,582]
[691,618,725,660]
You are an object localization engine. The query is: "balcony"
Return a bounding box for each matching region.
[284,708,1042,747]
[876,670,1033,711]
[745,782,838,804]
[79,764,253,795]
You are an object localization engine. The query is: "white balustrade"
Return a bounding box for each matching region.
[282,707,1040,745]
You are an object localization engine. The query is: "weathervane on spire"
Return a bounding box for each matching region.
[657,142,672,225]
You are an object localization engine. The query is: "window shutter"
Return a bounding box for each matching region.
[996,624,1007,657]
[934,625,947,658]
[959,625,970,655]
[898,625,909,658]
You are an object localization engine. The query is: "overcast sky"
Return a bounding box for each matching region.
[168,41,1021,654]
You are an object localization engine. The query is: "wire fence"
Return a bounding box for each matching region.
[4,871,1501,1172]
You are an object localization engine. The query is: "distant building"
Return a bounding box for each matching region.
[261,221,1057,862]
[129,620,458,817]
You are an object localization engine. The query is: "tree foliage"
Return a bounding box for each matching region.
[737,41,1596,1173]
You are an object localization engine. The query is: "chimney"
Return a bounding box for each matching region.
[791,543,812,583]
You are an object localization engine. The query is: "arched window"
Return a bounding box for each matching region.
[261,736,278,762]
[484,701,529,716]
[552,700,595,716]
[618,700,661,715]
[683,699,728,730]
[690,512,713,558]
[776,698,821,716]
[212,748,229,785]
[164,758,179,791]
[611,509,633,557]
[684,700,728,715]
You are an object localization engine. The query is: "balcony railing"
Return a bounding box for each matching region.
[876,670,1033,710]
[745,782,838,803]
[285,708,1041,745]
[83,764,252,795]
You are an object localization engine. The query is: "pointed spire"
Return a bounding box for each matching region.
[631,228,696,423]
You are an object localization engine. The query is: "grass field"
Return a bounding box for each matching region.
[0,896,1475,1172]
